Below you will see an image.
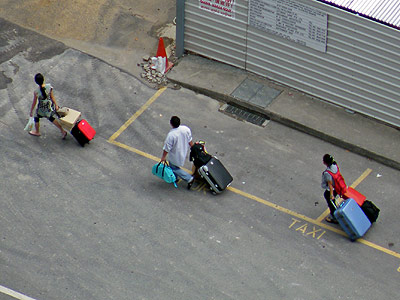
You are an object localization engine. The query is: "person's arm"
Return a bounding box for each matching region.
[49,89,59,111]
[30,93,38,117]
[160,150,168,162]
[327,180,335,200]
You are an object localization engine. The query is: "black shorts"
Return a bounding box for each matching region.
[34,114,55,123]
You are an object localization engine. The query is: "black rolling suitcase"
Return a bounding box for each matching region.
[361,200,380,223]
[198,157,233,194]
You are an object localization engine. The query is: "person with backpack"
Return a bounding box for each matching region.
[29,73,67,139]
[321,154,348,224]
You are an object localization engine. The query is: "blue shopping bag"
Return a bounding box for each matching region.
[152,162,177,188]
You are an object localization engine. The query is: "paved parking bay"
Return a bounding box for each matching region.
[1,22,400,300]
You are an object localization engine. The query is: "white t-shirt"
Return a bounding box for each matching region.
[163,125,192,167]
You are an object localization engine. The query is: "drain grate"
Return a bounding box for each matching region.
[220,104,270,127]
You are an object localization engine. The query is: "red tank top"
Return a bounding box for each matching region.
[325,165,347,196]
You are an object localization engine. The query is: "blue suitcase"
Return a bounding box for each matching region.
[334,198,371,241]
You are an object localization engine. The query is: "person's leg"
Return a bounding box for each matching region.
[29,117,41,136]
[50,116,67,139]
[324,190,338,223]
[169,164,194,184]
[191,164,201,180]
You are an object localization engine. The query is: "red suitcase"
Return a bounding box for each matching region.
[71,119,96,147]
[343,187,366,206]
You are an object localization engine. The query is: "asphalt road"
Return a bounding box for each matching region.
[1,18,399,300]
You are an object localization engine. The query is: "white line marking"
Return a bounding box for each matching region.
[0,285,38,300]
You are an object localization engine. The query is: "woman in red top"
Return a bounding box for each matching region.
[321,154,347,224]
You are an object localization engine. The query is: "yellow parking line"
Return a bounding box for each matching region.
[108,89,400,263]
[315,168,372,222]
[351,168,373,188]
[228,186,346,236]
[110,140,160,162]
[228,186,400,260]
[108,87,167,143]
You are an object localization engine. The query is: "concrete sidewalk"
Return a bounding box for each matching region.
[167,54,400,171]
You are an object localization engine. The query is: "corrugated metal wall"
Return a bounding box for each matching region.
[184,0,248,68]
[184,0,400,127]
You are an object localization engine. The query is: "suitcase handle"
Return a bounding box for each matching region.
[330,197,338,210]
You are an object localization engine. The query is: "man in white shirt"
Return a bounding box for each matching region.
[161,116,194,189]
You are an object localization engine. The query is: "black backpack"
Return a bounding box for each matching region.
[190,142,212,168]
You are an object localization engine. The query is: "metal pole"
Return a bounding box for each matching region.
[176,0,185,58]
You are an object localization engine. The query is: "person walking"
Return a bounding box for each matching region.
[321,154,347,224]
[161,116,194,189]
[29,73,67,139]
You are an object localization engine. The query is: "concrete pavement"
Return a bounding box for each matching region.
[1,17,400,300]
[1,0,398,171]
[167,54,400,171]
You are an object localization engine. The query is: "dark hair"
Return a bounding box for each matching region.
[34,73,47,99]
[323,154,336,167]
[170,116,180,128]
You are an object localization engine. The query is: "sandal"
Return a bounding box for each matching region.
[62,131,67,140]
[29,131,41,136]
[325,217,338,224]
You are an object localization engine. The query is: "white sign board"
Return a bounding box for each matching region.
[199,0,236,19]
[249,0,327,52]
